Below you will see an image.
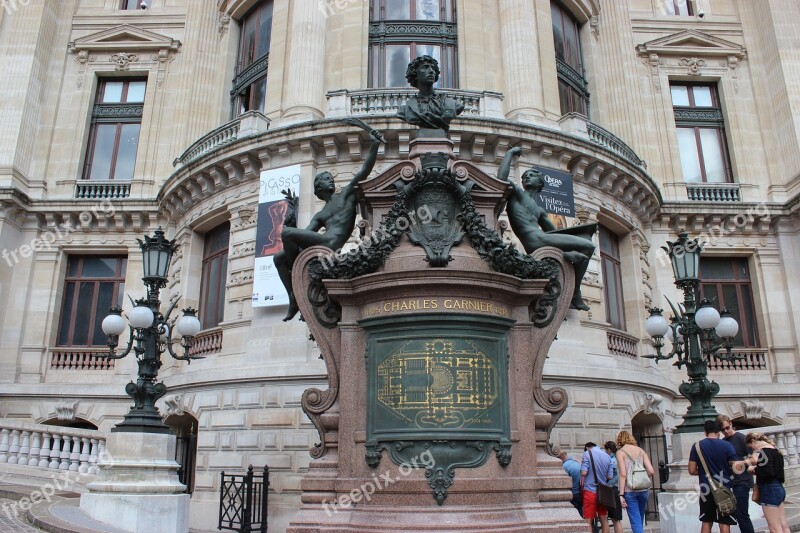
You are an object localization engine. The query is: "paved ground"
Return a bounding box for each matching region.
[0,498,45,532]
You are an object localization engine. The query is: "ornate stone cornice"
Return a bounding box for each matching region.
[160,117,663,227]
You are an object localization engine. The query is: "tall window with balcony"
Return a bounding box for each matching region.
[232,1,273,117]
[671,83,732,184]
[120,0,144,8]
[83,79,145,189]
[57,256,127,347]
[551,1,589,116]
[699,257,759,348]
[199,223,230,331]
[599,226,625,331]
[369,0,458,88]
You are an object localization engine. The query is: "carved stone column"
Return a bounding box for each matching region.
[499,0,545,123]
[282,0,326,121]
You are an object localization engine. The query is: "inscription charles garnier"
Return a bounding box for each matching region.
[363,298,510,318]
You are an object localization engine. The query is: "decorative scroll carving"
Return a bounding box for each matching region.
[529,248,575,454]
[55,401,79,421]
[740,399,764,420]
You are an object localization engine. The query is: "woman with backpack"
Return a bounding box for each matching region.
[745,432,790,533]
[615,430,655,533]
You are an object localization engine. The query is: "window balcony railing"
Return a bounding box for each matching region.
[707,349,767,371]
[686,183,741,202]
[326,88,505,120]
[607,329,639,358]
[189,327,223,357]
[50,348,114,370]
[74,180,131,199]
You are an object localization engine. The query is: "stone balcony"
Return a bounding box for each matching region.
[161,93,661,226]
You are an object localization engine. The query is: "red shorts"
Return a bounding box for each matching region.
[582,489,608,519]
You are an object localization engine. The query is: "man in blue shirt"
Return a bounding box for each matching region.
[557,448,583,513]
[581,442,614,533]
[688,420,741,533]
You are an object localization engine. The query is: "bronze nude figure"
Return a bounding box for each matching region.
[498,147,595,311]
[396,55,464,132]
[275,128,385,321]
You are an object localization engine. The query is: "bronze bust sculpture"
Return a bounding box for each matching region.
[396,55,464,132]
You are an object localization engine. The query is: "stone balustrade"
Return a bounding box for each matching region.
[0,419,106,474]
[757,423,800,468]
[326,88,505,120]
[707,349,768,371]
[586,120,647,169]
[606,329,639,358]
[74,180,131,199]
[50,348,115,370]
[172,110,270,169]
[189,327,223,357]
[686,183,741,202]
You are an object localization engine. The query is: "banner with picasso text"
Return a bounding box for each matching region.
[252,164,301,308]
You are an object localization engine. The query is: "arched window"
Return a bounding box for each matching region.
[368,0,458,88]
[551,1,589,116]
[231,1,274,116]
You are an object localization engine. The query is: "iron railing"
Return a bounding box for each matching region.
[219,465,269,533]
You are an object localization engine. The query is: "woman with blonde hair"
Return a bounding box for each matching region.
[745,432,789,533]
[615,430,654,533]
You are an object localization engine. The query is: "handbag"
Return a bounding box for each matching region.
[694,442,737,516]
[622,448,651,491]
[589,447,618,510]
[752,484,760,504]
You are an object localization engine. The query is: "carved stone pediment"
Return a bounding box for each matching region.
[69,24,181,54]
[636,30,745,59]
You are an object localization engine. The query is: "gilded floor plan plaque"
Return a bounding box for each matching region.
[376,337,500,431]
[361,314,514,503]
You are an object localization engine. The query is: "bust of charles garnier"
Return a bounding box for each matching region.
[396,55,464,132]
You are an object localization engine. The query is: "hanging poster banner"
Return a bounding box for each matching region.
[532,165,576,218]
[252,164,301,308]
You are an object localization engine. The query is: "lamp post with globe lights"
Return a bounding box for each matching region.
[643,231,742,434]
[97,227,203,433]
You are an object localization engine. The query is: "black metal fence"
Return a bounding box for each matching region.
[635,433,668,520]
[218,465,270,533]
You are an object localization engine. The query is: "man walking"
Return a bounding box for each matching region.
[717,414,755,533]
[688,420,739,533]
[581,442,614,533]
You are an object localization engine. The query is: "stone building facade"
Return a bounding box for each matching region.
[0,0,798,530]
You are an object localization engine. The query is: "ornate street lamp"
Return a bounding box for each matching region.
[643,231,742,433]
[97,228,203,434]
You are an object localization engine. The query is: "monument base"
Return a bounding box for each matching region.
[658,431,705,533]
[289,502,585,532]
[80,432,188,533]
[81,493,190,533]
